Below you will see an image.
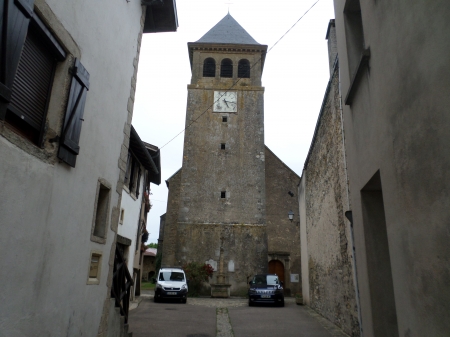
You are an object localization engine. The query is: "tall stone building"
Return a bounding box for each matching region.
[161,14,301,296]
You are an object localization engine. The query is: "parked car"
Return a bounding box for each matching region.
[248,274,284,307]
[154,267,188,303]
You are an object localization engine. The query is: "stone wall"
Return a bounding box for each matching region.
[302,64,360,336]
[178,85,266,226]
[157,213,166,266]
[176,223,268,296]
[265,146,302,296]
[161,169,182,267]
[142,255,156,281]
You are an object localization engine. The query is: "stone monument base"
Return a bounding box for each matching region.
[211,284,231,298]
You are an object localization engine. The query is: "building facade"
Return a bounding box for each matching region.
[330,0,450,336]
[0,0,176,336]
[118,127,160,300]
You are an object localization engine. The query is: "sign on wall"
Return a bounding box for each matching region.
[290,274,300,283]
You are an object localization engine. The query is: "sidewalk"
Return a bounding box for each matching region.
[129,290,154,311]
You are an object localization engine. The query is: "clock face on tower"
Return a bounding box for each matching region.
[213,91,237,112]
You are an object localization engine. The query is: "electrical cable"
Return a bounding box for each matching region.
[159,0,322,150]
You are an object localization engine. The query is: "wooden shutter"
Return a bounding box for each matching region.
[135,167,142,198]
[124,152,132,184]
[58,58,90,167]
[0,0,35,118]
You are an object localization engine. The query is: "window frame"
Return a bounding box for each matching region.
[90,178,112,244]
[238,59,250,78]
[123,151,143,198]
[87,250,103,285]
[2,11,66,147]
[203,57,216,77]
[0,2,85,166]
[220,58,233,78]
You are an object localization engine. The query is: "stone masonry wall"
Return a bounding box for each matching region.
[265,147,302,296]
[161,169,182,267]
[304,65,360,336]
[176,223,268,296]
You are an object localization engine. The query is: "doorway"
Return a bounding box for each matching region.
[268,260,285,284]
[361,171,398,337]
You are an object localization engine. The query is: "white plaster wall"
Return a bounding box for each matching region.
[118,178,145,276]
[0,0,143,336]
[333,1,450,335]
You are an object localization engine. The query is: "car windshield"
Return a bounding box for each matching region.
[159,271,185,282]
[252,275,280,285]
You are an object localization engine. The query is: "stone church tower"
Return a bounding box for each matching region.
[161,14,301,296]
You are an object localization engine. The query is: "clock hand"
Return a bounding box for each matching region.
[223,99,229,108]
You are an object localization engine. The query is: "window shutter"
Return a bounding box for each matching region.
[0,0,35,118]
[135,167,142,198]
[8,27,55,133]
[58,58,90,167]
[124,152,132,184]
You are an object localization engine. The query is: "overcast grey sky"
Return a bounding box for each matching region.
[132,0,335,243]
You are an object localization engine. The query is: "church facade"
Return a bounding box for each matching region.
[161,14,301,296]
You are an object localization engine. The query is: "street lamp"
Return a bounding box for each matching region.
[288,210,294,222]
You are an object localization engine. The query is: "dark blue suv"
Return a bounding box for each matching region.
[248,274,284,307]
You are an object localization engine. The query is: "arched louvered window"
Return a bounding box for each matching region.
[220,59,233,78]
[238,59,250,78]
[203,58,216,77]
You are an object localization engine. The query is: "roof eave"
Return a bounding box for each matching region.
[129,126,160,178]
[142,0,178,34]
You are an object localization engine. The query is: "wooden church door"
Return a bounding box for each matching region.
[268,260,285,284]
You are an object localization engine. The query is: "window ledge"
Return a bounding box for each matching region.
[90,235,106,245]
[87,278,100,285]
[123,186,138,200]
[345,48,370,105]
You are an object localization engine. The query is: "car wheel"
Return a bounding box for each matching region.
[248,299,253,307]
[279,300,284,307]
[182,298,187,304]
[154,295,159,303]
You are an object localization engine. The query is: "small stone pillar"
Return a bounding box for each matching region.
[211,245,231,298]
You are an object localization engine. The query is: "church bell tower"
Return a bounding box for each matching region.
[169,14,269,295]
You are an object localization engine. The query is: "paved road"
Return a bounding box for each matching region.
[128,296,348,337]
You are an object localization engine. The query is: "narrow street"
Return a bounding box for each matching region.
[128,294,349,337]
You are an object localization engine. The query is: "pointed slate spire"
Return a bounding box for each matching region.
[196,14,261,45]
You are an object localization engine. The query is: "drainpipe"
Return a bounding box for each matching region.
[338,75,364,337]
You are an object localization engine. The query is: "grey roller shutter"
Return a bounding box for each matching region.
[0,0,35,117]
[8,26,55,135]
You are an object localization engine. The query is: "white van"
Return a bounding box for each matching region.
[154,267,188,303]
